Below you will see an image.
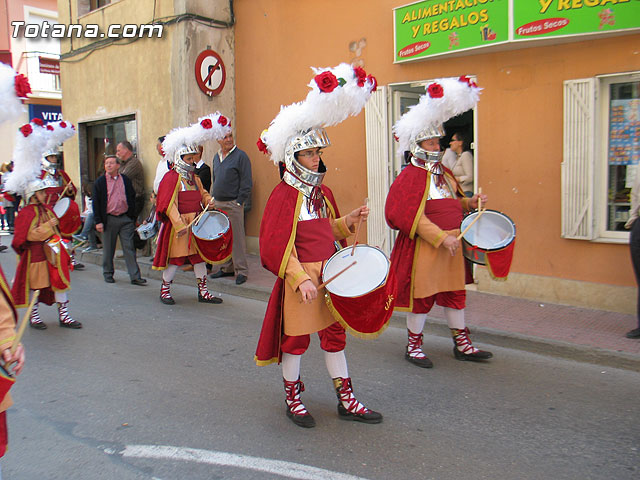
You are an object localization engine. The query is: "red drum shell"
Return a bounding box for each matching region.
[322,245,396,338]
[192,211,233,264]
[54,198,82,237]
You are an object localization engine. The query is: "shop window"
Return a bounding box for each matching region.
[562,72,640,242]
[80,115,136,187]
[78,0,112,16]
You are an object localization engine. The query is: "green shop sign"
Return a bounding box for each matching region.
[514,0,640,39]
[394,0,509,62]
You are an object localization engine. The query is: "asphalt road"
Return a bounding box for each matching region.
[0,253,638,480]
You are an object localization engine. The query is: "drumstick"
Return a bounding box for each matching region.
[457,208,486,241]
[477,187,483,212]
[59,182,72,199]
[186,204,209,229]
[317,261,357,290]
[9,290,40,356]
[350,197,368,256]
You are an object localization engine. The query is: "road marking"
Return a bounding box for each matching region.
[119,444,371,480]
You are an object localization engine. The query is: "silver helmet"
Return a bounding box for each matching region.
[282,128,330,194]
[172,143,199,179]
[25,177,52,200]
[409,123,445,163]
[42,147,61,174]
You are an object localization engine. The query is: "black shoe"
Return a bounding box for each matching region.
[29,321,47,330]
[198,292,223,304]
[0,246,7,252]
[131,278,147,286]
[59,320,83,329]
[337,403,383,424]
[405,352,434,368]
[104,276,115,283]
[626,328,640,339]
[160,295,176,305]
[453,346,493,361]
[210,270,234,279]
[235,274,247,285]
[286,408,316,428]
[73,262,85,270]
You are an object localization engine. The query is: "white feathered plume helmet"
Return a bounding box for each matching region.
[5,120,76,196]
[256,63,378,164]
[0,63,31,124]
[393,76,481,156]
[162,112,232,164]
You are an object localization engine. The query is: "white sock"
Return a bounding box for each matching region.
[54,291,68,303]
[193,262,207,278]
[407,313,427,334]
[324,350,349,379]
[282,353,301,382]
[163,264,178,282]
[444,307,465,329]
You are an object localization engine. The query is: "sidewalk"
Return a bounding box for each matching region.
[78,249,640,372]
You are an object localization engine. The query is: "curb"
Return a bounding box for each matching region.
[78,249,640,373]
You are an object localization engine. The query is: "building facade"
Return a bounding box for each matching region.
[55,0,640,314]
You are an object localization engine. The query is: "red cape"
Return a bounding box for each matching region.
[255,182,343,366]
[11,204,56,307]
[385,164,465,310]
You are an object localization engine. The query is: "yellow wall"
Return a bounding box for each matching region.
[235,0,640,300]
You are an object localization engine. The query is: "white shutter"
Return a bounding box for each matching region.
[365,87,391,253]
[562,78,596,239]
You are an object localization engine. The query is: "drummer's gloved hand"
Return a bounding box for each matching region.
[298,280,318,304]
[442,235,460,256]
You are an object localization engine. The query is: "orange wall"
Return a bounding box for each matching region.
[235,0,640,287]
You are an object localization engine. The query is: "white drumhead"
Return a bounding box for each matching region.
[322,245,389,297]
[460,210,515,250]
[53,197,70,218]
[192,211,230,240]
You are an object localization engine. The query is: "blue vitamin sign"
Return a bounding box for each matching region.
[28,104,62,123]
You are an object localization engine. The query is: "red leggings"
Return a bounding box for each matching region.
[281,321,346,355]
[412,290,466,314]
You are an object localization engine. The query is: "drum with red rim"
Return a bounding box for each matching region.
[191,210,233,264]
[53,197,82,237]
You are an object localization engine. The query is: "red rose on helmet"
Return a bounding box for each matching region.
[218,115,228,126]
[46,125,54,131]
[19,124,32,137]
[59,121,67,128]
[314,71,339,93]
[428,82,444,99]
[367,74,377,92]
[32,118,44,127]
[459,75,477,88]
[14,74,31,98]
[200,118,213,129]
[257,138,269,154]
[354,67,367,87]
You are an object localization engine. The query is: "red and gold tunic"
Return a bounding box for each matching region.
[255,182,352,366]
[385,164,471,313]
[11,201,70,308]
[152,170,215,270]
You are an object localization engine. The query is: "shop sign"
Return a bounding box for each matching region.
[39,57,60,75]
[514,0,640,40]
[608,98,640,166]
[28,104,62,123]
[393,0,509,62]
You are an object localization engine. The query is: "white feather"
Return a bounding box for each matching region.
[261,63,376,164]
[5,123,49,195]
[0,64,27,125]
[162,112,232,161]
[393,77,481,155]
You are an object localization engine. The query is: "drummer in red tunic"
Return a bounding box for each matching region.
[39,121,84,270]
[255,63,382,428]
[385,77,491,367]
[152,113,233,305]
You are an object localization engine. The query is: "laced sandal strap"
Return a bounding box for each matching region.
[335,377,370,415]
[407,331,427,359]
[284,379,309,416]
[451,328,479,354]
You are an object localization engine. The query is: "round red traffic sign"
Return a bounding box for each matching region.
[195,50,226,97]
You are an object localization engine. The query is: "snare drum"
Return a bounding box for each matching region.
[191,210,233,264]
[460,209,516,265]
[322,245,396,338]
[53,197,82,237]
